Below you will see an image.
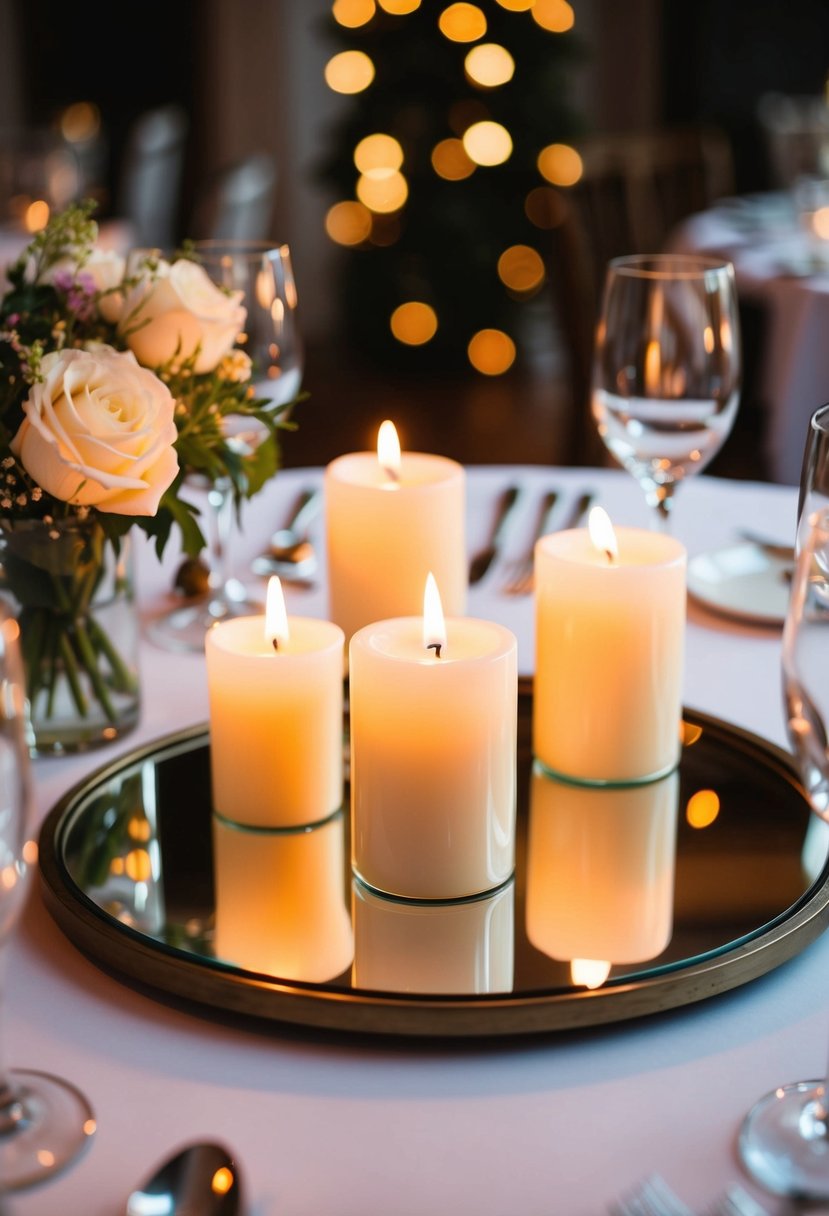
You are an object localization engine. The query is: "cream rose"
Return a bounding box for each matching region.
[120,258,246,374]
[11,347,179,516]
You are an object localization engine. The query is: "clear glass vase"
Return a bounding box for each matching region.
[0,517,140,755]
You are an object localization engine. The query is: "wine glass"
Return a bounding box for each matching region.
[797,401,829,551]
[591,253,741,529]
[738,503,829,1198]
[0,601,95,1190]
[148,240,303,653]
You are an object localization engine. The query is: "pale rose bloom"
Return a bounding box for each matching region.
[40,247,127,323]
[120,258,246,374]
[11,347,179,516]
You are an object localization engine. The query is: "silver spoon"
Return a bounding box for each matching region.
[126,1140,242,1216]
[251,486,321,581]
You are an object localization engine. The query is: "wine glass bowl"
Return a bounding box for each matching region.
[738,504,829,1198]
[591,253,741,528]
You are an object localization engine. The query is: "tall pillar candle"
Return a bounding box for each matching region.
[534,510,686,784]
[325,421,466,643]
[349,576,517,900]
[205,579,344,828]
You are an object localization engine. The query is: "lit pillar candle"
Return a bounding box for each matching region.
[325,420,466,643]
[349,574,517,900]
[525,766,678,983]
[205,578,345,828]
[352,879,514,994]
[534,508,686,784]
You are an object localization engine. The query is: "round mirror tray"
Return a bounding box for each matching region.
[38,685,829,1039]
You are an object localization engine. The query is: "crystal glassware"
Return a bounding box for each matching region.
[148,240,303,653]
[0,602,96,1189]
[591,253,742,529]
[797,401,829,551]
[738,503,829,1198]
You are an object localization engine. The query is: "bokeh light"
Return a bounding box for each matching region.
[378,0,421,10]
[431,138,476,180]
[497,244,545,294]
[537,142,583,186]
[494,0,533,8]
[357,170,409,212]
[438,3,487,42]
[524,186,567,229]
[354,133,404,173]
[332,0,376,27]
[468,329,516,375]
[324,50,376,94]
[60,101,101,143]
[464,43,515,88]
[463,121,513,166]
[686,789,721,829]
[24,200,50,233]
[532,0,575,32]
[325,200,373,245]
[391,301,438,344]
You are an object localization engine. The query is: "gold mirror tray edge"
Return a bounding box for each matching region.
[37,700,829,1040]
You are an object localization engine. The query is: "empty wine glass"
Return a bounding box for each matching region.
[738,503,829,1198]
[797,401,829,551]
[0,602,95,1189]
[148,240,303,653]
[591,254,741,529]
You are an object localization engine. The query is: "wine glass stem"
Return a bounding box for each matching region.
[206,478,235,597]
[645,484,675,532]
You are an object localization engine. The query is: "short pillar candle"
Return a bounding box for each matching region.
[533,509,686,785]
[205,579,345,828]
[349,575,517,900]
[325,420,466,643]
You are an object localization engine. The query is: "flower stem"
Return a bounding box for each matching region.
[57,633,88,717]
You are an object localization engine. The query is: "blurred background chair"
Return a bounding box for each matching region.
[189,151,277,241]
[115,103,189,248]
[757,91,829,188]
[548,124,736,466]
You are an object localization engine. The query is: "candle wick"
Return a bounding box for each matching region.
[604,548,616,566]
[427,642,442,659]
[272,637,280,652]
[384,466,399,484]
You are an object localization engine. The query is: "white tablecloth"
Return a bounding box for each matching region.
[669,194,829,487]
[7,465,818,1216]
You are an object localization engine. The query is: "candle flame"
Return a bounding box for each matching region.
[643,339,661,395]
[588,506,618,565]
[423,571,447,657]
[377,419,401,481]
[265,577,289,649]
[570,959,611,989]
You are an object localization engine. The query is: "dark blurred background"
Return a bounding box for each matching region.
[1,0,828,475]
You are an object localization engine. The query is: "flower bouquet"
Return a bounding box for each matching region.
[0,202,296,752]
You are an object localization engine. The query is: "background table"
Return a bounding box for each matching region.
[6,465,816,1216]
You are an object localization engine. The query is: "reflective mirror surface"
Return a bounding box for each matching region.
[38,691,829,1037]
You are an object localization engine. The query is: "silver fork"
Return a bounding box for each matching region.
[608,1175,771,1216]
[501,489,594,596]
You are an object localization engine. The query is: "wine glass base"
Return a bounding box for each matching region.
[0,1068,95,1192]
[147,591,264,654]
[739,1078,829,1199]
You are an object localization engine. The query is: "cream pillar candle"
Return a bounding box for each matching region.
[349,576,517,900]
[213,811,354,983]
[325,420,466,642]
[205,578,344,828]
[351,879,514,994]
[525,766,678,977]
[534,509,686,784]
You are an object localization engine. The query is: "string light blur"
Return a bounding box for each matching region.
[532,0,575,32]
[686,789,721,829]
[325,50,376,93]
[59,101,101,143]
[333,0,376,27]
[431,138,476,180]
[379,0,421,10]
[464,43,515,88]
[354,133,404,173]
[497,244,545,294]
[468,329,516,374]
[463,121,513,166]
[524,186,567,229]
[391,302,438,345]
[357,170,409,212]
[537,142,582,185]
[439,3,487,42]
[326,200,373,245]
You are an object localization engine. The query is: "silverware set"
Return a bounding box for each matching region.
[608,1174,772,1216]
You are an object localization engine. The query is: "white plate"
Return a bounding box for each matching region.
[687,542,793,626]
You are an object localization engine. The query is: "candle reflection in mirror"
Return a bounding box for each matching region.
[352,880,514,995]
[212,811,354,983]
[525,765,679,987]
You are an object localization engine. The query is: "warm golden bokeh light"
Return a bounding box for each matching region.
[495,0,533,8]
[537,142,583,186]
[686,788,721,829]
[497,244,545,294]
[125,848,153,883]
[324,50,376,94]
[571,959,612,989]
[681,721,703,746]
[60,101,101,143]
[356,170,409,212]
[354,133,404,173]
[211,1168,235,1196]
[813,206,829,240]
[431,138,476,180]
[127,815,152,842]
[468,328,516,375]
[532,0,575,32]
[525,186,567,229]
[24,200,50,233]
[464,43,515,88]
[390,301,438,345]
[439,3,487,42]
[326,200,373,245]
[332,0,376,27]
[379,0,421,11]
[463,120,513,166]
